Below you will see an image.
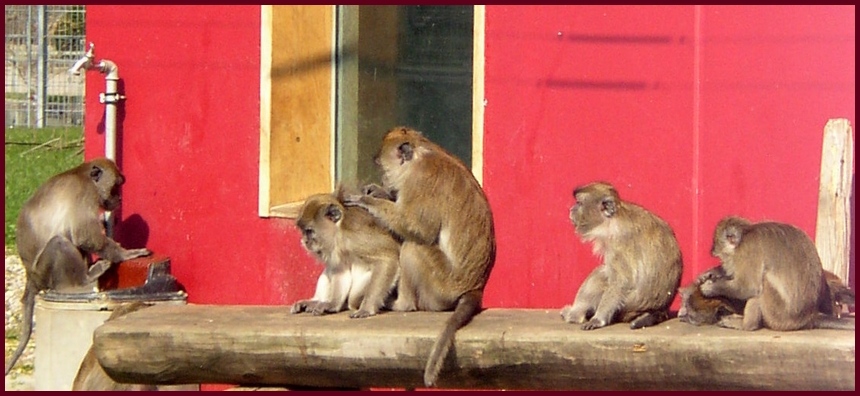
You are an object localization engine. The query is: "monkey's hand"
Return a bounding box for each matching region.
[120,248,152,261]
[696,267,730,285]
[361,183,392,200]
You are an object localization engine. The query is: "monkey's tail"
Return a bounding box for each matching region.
[5,284,37,376]
[813,314,855,330]
[423,290,482,388]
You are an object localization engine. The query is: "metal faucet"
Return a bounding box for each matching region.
[69,42,95,75]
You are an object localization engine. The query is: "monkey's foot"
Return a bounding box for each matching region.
[716,314,747,330]
[349,308,378,319]
[560,305,586,324]
[581,318,607,330]
[290,300,332,315]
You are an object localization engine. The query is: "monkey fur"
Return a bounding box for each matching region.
[291,186,401,319]
[345,126,496,388]
[72,302,157,391]
[698,216,854,331]
[561,182,682,330]
[5,158,151,376]
[680,267,855,326]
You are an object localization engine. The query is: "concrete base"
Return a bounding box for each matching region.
[33,296,196,391]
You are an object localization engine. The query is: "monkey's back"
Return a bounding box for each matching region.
[409,147,496,293]
[739,222,822,330]
[616,203,683,312]
[15,170,97,267]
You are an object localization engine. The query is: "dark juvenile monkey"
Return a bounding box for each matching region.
[699,216,854,331]
[561,182,682,330]
[677,269,746,326]
[291,186,401,318]
[5,158,151,376]
[345,126,496,388]
[72,302,157,391]
[821,270,855,318]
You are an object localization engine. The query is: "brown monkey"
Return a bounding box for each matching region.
[561,182,682,330]
[680,268,854,326]
[5,158,151,376]
[72,302,157,391]
[291,186,401,318]
[345,126,496,388]
[699,216,854,331]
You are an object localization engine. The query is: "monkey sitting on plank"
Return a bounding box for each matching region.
[5,158,152,376]
[291,185,401,319]
[561,182,683,330]
[345,126,496,388]
[698,216,854,331]
[679,268,855,326]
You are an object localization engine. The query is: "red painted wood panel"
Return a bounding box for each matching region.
[84,6,319,306]
[83,6,854,314]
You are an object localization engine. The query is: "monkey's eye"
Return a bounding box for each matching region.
[303,228,315,238]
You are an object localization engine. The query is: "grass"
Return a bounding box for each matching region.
[4,126,84,248]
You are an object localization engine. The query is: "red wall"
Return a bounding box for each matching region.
[84,6,320,306]
[482,5,855,308]
[84,6,855,312]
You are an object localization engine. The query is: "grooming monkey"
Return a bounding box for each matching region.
[5,158,151,376]
[291,186,401,318]
[561,182,682,330]
[72,302,157,391]
[345,126,496,388]
[680,268,855,326]
[698,216,854,330]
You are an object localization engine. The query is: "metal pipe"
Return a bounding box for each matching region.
[68,43,125,236]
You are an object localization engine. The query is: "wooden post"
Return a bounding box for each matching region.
[815,119,854,283]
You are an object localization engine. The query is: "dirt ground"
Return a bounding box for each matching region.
[5,253,35,391]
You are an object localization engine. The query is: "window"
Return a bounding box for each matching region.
[260,5,483,218]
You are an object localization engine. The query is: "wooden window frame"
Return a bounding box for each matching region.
[259,5,486,218]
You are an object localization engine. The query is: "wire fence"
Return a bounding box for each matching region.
[5,5,86,128]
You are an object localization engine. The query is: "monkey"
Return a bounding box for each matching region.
[5,158,151,376]
[677,268,747,326]
[679,268,855,326]
[72,302,157,391]
[290,185,401,319]
[698,216,854,331]
[344,126,496,388]
[560,182,683,330]
[821,270,855,318]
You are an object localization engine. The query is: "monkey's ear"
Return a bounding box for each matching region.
[600,196,617,218]
[324,204,343,224]
[398,142,414,163]
[89,165,104,182]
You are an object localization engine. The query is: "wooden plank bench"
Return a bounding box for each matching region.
[93,305,855,390]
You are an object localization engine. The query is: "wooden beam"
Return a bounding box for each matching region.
[815,118,854,282]
[93,306,855,390]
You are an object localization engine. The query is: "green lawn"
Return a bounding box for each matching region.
[4,126,84,249]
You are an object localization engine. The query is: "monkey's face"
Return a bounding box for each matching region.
[375,127,425,188]
[710,217,748,259]
[296,195,343,263]
[88,158,125,211]
[569,183,618,239]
